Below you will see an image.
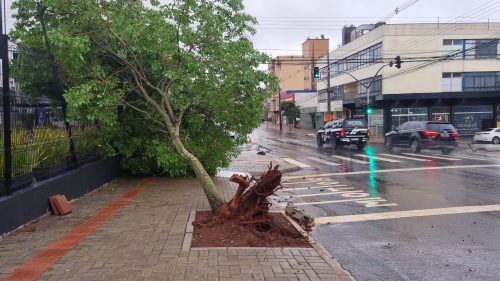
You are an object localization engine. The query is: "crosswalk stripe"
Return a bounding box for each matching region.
[282,185,350,191]
[315,204,500,224]
[294,198,383,206]
[428,153,492,161]
[402,153,461,161]
[293,191,349,198]
[307,156,340,166]
[331,155,369,164]
[355,154,402,163]
[379,153,431,162]
[281,158,311,168]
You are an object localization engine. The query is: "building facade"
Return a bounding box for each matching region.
[317,23,500,136]
[267,37,329,125]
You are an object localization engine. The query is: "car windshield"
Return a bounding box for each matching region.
[427,123,456,132]
[343,119,367,128]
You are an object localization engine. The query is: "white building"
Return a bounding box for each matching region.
[317,22,500,136]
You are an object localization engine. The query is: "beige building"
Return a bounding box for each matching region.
[267,37,329,125]
[318,22,500,136]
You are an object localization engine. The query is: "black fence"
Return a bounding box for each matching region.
[0,94,100,196]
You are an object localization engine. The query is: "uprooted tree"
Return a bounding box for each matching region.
[11,0,278,212]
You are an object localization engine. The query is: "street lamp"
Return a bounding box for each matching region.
[343,63,391,128]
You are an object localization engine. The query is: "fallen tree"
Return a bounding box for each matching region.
[217,163,282,229]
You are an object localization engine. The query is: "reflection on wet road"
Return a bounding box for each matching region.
[253,125,500,281]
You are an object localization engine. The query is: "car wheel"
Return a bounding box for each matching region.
[384,138,393,150]
[332,138,340,150]
[441,147,453,154]
[357,142,366,150]
[492,137,500,145]
[316,135,323,148]
[410,139,421,153]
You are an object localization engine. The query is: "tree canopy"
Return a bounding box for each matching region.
[11,0,277,210]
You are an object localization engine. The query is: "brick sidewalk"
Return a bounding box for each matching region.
[0,176,351,281]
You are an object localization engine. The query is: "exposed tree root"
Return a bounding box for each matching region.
[216,162,282,230]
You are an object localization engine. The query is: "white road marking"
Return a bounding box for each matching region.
[355,154,402,163]
[283,185,349,191]
[294,197,385,206]
[285,164,500,179]
[402,153,461,161]
[379,153,431,162]
[331,155,369,164]
[281,158,312,168]
[307,156,340,166]
[315,204,500,224]
[293,191,352,198]
[428,153,493,161]
[283,179,337,185]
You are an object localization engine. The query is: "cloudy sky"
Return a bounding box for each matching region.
[3,0,500,58]
[243,0,500,57]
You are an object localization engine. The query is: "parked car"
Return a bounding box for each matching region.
[316,118,370,150]
[473,128,500,144]
[384,121,459,153]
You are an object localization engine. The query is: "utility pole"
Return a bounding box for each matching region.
[1,0,12,194]
[278,88,282,132]
[326,51,332,120]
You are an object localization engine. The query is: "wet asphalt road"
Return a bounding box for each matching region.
[250,125,500,281]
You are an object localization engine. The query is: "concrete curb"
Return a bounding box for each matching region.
[281,211,355,281]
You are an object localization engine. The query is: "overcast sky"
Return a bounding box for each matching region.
[243,0,500,57]
[3,0,500,58]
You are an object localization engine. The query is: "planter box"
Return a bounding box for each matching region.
[0,172,34,196]
[76,153,100,167]
[33,161,71,181]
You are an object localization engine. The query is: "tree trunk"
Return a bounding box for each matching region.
[171,133,225,211]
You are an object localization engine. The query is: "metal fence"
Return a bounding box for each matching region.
[0,94,99,196]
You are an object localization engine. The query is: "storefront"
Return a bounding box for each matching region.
[452,105,494,135]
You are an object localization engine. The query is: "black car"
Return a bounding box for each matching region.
[384,121,459,153]
[316,118,370,150]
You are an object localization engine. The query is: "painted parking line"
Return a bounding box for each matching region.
[285,164,500,179]
[281,158,312,168]
[379,153,432,162]
[307,156,341,166]
[402,153,461,161]
[331,155,369,164]
[355,154,402,163]
[315,204,500,224]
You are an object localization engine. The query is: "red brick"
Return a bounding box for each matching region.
[52,195,72,215]
[49,195,60,215]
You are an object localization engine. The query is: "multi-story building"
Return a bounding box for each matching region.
[317,22,500,136]
[267,36,329,127]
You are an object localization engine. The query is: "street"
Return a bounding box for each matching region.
[252,125,500,281]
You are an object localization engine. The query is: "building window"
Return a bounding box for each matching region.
[357,75,382,98]
[464,39,499,59]
[463,72,500,91]
[391,107,428,129]
[304,64,309,70]
[442,72,462,92]
[304,76,310,81]
[324,42,382,77]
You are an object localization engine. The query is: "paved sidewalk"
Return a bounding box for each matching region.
[0,171,350,280]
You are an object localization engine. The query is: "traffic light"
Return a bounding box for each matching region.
[365,104,374,115]
[313,67,320,78]
[394,55,401,69]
